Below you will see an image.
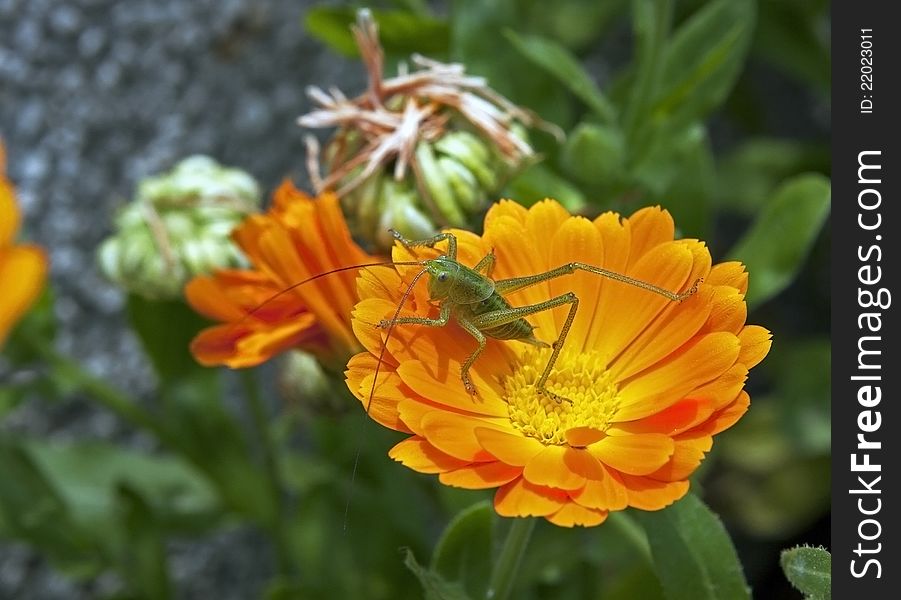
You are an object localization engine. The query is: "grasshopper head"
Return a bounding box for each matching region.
[424,257,461,301]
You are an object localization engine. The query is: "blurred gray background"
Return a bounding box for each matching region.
[1,0,361,597]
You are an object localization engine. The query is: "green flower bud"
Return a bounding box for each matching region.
[277,350,347,416]
[97,156,262,300]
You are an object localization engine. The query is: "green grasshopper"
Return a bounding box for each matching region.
[373,229,701,404]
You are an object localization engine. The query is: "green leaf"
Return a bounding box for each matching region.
[780,546,831,600]
[430,501,493,599]
[645,0,755,137]
[754,1,830,91]
[159,373,278,526]
[504,30,617,123]
[717,138,830,215]
[727,173,831,308]
[126,295,210,382]
[117,485,173,600]
[304,7,450,58]
[450,0,574,129]
[403,548,472,600]
[0,439,103,578]
[503,162,586,213]
[634,493,751,600]
[632,124,714,237]
[23,437,220,533]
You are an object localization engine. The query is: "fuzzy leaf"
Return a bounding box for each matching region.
[780,546,831,600]
[430,501,493,600]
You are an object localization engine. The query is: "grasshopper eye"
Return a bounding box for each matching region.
[437,272,449,282]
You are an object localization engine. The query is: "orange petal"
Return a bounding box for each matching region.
[546,502,608,527]
[545,216,606,351]
[420,411,495,462]
[494,477,567,518]
[345,353,411,433]
[704,390,751,435]
[607,399,703,435]
[570,465,629,511]
[185,274,259,322]
[397,359,507,417]
[701,284,747,335]
[1,172,22,247]
[626,206,675,264]
[589,433,674,476]
[620,475,690,510]
[474,427,545,467]
[439,462,522,489]
[707,261,748,294]
[388,437,468,474]
[593,242,694,366]
[565,426,605,447]
[611,284,714,380]
[522,445,586,490]
[737,325,772,369]
[616,331,740,421]
[0,245,47,345]
[649,432,712,481]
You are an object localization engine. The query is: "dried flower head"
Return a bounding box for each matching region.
[299,9,558,249]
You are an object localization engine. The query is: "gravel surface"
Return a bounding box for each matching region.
[1,1,360,597]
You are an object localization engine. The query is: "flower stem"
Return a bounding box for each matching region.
[486,517,536,600]
[238,369,294,577]
[21,329,169,442]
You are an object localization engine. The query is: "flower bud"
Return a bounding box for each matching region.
[97,156,261,300]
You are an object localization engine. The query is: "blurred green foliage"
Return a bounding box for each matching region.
[1,0,830,598]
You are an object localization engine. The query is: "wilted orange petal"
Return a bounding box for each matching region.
[547,503,608,527]
[737,326,773,369]
[494,477,567,517]
[388,437,468,473]
[474,426,545,466]
[185,275,253,322]
[616,331,740,421]
[620,476,689,510]
[590,433,674,476]
[439,462,522,489]
[522,445,586,490]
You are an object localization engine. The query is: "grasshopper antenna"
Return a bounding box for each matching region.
[343,265,431,532]
[239,260,425,322]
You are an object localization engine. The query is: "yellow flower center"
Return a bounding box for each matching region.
[503,347,620,445]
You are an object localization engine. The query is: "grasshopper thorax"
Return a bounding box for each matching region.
[424,257,495,304]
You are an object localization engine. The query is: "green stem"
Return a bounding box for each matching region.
[486,518,536,600]
[239,369,294,577]
[22,330,170,442]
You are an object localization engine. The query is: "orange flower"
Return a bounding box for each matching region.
[1,141,48,347]
[345,200,771,527]
[186,180,378,370]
